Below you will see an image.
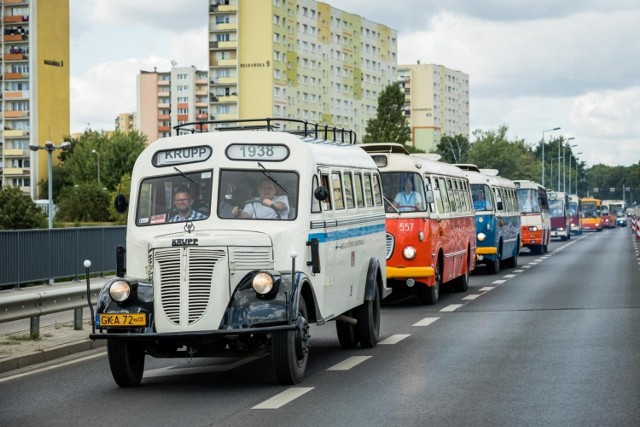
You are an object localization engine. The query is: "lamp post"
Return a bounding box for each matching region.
[92,149,101,185]
[563,138,575,192]
[541,127,561,187]
[29,140,71,229]
[573,152,583,196]
[551,155,563,189]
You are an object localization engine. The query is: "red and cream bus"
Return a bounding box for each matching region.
[362,143,476,304]
[581,197,603,232]
[548,191,571,241]
[514,180,551,254]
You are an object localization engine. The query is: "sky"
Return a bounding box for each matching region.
[69,0,640,168]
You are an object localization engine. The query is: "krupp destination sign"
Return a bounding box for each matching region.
[154,146,212,166]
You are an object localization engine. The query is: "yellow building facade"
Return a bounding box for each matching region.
[0,0,70,197]
[208,0,397,138]
[398,63,469,152]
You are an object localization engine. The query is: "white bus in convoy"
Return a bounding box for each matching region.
[87,119,388,387]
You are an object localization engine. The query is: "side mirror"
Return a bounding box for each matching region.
[314,187,329,201]
[114,194,129,214]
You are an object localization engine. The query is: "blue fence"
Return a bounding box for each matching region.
[0,226,125,288]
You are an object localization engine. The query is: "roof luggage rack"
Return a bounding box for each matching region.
[173,118,357,144]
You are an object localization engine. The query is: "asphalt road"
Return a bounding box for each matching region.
[1,228,639,427]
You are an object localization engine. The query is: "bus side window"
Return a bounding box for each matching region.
[353,172,364,208]
[321,174,332,210]
[437,177,450,213]
[344,172,355,208]
[363,173,374,207]
[311,175,322,213]
[446,179,457,212]
[372,173,383,206]
[332,172,345,209]
[424,176,436,213]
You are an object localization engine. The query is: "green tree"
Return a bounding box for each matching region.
[0,186,47,229]
[363,84,411,145]
[467,125,539,181]
[38,165,73,202]
[436,135,470,164]
[56,183,112,222]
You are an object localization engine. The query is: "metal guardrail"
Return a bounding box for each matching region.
[0,279,107,337]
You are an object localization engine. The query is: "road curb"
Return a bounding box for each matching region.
[0,339,106,374]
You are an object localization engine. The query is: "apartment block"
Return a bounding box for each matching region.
[208,0,397,137]
[137,65,209,143]
[0,0,70,197]
[398,63,469,152]
[115,112,136,133]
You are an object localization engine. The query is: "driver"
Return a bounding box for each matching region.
[233,178,289,219]
[391,177,422,212]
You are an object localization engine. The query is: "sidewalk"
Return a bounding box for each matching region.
[0,317,105,373]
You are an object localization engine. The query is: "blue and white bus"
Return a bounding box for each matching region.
[457,165,521,273]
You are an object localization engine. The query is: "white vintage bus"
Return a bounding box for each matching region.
[87,119,388,387]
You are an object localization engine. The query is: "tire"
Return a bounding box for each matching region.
[336,310,358,349]
[504,241,519,268]
[107,339,145,388]
[418,257,441,305]
[272,295,310,385]
[355,284,380,348]
[452,254,469,292]
[486,247,501,274]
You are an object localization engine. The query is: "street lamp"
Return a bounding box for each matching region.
[29,140,71,229]
[551,155,563,189]
[541,127,561,187]
[573,152,583,196]
[563,138,575,192]
[92,149,101,185]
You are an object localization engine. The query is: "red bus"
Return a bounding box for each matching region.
[548,191,571,241]
[514,180,551,254]
[363,144,476,304]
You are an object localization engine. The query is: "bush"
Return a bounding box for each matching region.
[56,183,112,222]
[0,186,47,229]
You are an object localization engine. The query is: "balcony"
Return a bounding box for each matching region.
[157,91,170,97]
[158,126,170,132]
[4,167,28,176]
[196,113,208,120]
[4,91,27,98]
[3,34,27,42]
[4,129,27,137]
[4,72,26,80]
[218,77,237,84]
[3,15,29,23]
[4,110,29,118]
[4,52,27,61]
[3,148,26,157]
[158,114,170,120]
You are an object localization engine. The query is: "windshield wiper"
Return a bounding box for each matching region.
[384,196,399,213]
[173,166,201,187]
[257,162,288,194]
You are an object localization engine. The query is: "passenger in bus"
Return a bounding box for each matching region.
[169,186,207,222]
[391,178,422,212]
[233,178,290,219]
[473,189,487,210]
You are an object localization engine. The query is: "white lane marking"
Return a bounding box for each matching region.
[379,334,411,345]
[513,269,525,273]
[521,265,531,269]
[492,280,506,285]
[252,387,314,409]
[479,287,495,292]
[412,317,439,327]
[502,274,516,279]
[144,356,262,378]
[440,304,464,312]
[462,294,480,301]
[0,351,106,384]
[327,355,372,371]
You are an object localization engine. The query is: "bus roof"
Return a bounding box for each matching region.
[456,166,515,189]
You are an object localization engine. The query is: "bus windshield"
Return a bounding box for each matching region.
[569,202,578,217]
[471,184,493,211]
[549,200,565,218]
[218,169,299,220]
[380,172,427,212]
[583,202,600,218]
[136,170,213,226]
[517,189,541,213]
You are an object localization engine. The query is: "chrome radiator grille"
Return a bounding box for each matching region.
[386,233,394,260]
[153,247,226,325]
[229,247,273,271]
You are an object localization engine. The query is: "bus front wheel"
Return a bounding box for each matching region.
[107,339,145,388]
[355,284,380,348]
[419,258,441,305]
[272,296,310,385]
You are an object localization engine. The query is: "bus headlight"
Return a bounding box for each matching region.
[109,280,131,302]
[403,246,417,260]
[477,233,486,242]
[252,272,274,295]
[528,226,539,232]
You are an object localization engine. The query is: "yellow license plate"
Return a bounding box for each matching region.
[98,313,146,327]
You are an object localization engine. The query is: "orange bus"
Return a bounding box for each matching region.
[581,197,603,232]
[362,143,476,304]
[514,180,551,254]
